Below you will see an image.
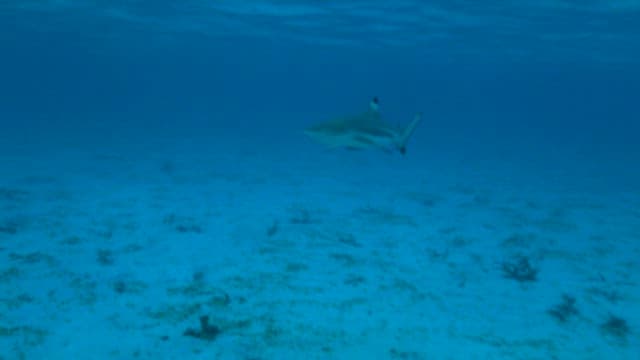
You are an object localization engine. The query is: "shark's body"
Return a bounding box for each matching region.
[304,98,422,154]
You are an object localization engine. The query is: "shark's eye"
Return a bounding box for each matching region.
[372,97,379,104]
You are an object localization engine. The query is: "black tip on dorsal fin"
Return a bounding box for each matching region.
[369,97,380,112]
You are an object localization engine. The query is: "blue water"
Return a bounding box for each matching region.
[1,1,639,359]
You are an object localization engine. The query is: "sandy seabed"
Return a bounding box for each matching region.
[1,135,638,360]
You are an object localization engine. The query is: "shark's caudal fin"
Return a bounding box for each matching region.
[396,112,422,154]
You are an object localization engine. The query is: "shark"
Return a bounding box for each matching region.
[304,97,422,155]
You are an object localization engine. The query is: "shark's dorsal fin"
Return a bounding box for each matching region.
[363,97,383,123]
[369,97,380,112]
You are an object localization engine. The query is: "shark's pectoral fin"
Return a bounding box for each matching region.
[396,112,422,154]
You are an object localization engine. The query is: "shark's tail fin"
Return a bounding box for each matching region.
[396,112,422,155]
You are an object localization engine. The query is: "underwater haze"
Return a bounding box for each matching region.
[1,1,639,359]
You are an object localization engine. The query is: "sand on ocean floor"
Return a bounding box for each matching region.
[1,137,638,360]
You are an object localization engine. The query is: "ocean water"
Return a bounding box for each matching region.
[1,1,639,359]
